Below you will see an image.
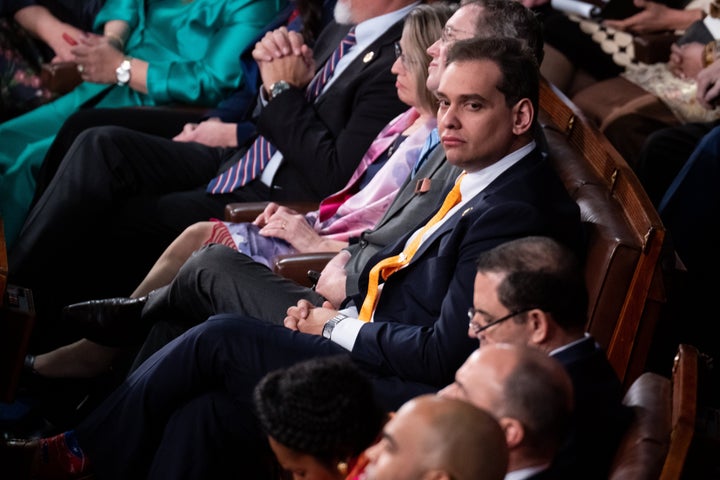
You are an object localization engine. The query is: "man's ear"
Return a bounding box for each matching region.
[422,470,452,480]
[511,98,534,136]
[498,416,525,448]
[527,309,550,345]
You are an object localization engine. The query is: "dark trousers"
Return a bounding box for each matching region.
[131,244,326,368]
[644,125,720,385]
[75,315,348,480]
[636,121,719,206]
[8,126,265,351]
[32,107,205,205]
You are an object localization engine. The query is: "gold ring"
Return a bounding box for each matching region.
[77,64,84,73]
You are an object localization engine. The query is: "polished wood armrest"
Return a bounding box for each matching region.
[41,62,82,94]
[272,252,337,288]
[633,31,680,64]
[224,201,319,223]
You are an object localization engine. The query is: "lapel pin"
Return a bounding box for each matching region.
[363,51,375,63]
[461,207,474,216]
[414,178,431,194]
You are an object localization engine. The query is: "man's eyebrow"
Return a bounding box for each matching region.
[456,93,488,104]
[381,431,398,451]
[434,91,489,104]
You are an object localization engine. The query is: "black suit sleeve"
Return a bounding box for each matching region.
[256,32,407,199]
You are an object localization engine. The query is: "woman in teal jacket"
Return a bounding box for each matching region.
[0,0,285,246]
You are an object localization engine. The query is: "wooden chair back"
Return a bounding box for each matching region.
[660,343,699,480]
[539,78,669,388]
[609,371,672,480]
[609,343,700,480]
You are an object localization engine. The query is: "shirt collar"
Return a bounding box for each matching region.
[459,140,537,200]
[549,332,592,357]
[352,2,420,48]
[505,464,551,480]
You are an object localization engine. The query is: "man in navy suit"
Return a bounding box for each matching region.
[465,236,631,479]
[16,38,584,479]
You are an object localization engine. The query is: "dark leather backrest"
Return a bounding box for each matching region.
[541,123,641,350]
[609,372,672,480]
[538,79,668,387]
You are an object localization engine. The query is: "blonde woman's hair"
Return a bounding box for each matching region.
[402,3,457,112]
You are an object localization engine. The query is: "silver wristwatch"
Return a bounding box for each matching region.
[322,313,348,339]
[268,80,291,100]
[115,57,132,86]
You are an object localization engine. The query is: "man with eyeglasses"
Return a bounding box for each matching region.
[466,235,632,479]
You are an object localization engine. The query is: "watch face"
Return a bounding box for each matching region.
[271,81,290,99]
[117,70,130,83]
[116,60,131,84]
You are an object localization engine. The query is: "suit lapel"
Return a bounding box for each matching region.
[406,148,542,264]
[313,19,403,105]
[377,144,450,228]
[312,22,352,70]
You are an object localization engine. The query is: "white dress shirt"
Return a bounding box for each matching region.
[330,141,537,351]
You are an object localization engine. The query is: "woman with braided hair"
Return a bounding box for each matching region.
[253,355,388,480]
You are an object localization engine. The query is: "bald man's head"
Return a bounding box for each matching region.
[441,344,574,467]
[364,395,508,480]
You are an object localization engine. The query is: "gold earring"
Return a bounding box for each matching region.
[336,461,348,475]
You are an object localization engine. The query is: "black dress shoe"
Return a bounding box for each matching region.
[62,296,148,347]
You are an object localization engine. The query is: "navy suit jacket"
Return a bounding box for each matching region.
[348,147,584,390]
[551,335,632,479]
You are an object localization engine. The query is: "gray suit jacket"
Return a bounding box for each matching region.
[344,143,461,297]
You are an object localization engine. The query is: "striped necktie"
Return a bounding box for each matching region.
[207,28,358,195]
[357,173,466,321]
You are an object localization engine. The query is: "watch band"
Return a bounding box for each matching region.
[322,313,348,339]
[269,80,291,100]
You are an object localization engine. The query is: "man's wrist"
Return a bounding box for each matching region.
[322,313,348,339]
[267,80,291,101]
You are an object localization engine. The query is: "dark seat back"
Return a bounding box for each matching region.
[608,343,700,480]
[539,79,669,387]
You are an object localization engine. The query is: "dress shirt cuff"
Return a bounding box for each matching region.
[259,89,270,107]
[704,15,720,38]
[330,306,362,351]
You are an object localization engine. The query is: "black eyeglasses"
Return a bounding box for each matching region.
[467,307,538,335]
[394,42,413,66]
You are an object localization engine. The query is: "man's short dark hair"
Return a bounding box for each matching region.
[446,37,539,121]
[475,236,588,332]
[463,0,544,64]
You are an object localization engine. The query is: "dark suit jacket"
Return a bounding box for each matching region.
[206,0,338,145]
[344,143,462,297]
[349,147,585,389]
[551,335,633,479]
[255,20,408,200]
